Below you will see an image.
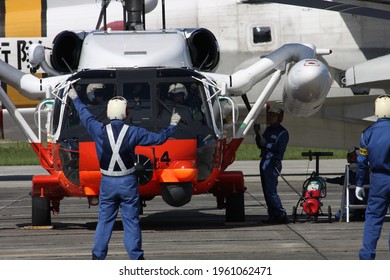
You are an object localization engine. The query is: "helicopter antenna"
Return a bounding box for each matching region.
[95,0,111,30]
[198,52,210,71]
[61,57,74,74]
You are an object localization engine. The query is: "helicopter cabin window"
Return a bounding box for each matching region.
[123,83,151,124]
[253,26,272,44]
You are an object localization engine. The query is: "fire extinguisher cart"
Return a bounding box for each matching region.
[292,171,332,223]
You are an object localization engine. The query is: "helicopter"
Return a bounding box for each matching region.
[0,0,332,226]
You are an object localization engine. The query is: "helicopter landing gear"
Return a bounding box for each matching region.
[213,171,246,223]
[32,196,51,226]
[225,191,245,223]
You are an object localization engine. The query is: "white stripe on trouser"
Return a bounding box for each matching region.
[101,124,133,176]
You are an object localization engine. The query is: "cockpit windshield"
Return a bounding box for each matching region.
[123,83,151,124]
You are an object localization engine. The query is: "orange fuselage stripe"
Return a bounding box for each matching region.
[5,0,42,37]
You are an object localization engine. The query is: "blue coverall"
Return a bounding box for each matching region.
[326,164,369,221]
[356,118,390,260]
[256,123,289,220]
[73,97,176,260]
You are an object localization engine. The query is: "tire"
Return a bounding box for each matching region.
[225,192,245,223]
[32,196,51,226]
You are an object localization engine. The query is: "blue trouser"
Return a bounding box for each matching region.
[92,174,144,260]
[359,173,390,260]
[260,159,286,218]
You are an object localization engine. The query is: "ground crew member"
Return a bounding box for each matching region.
[325,147,369,221]
[68,88,181,260]
[356,94,390,260]
[254,106,289,224]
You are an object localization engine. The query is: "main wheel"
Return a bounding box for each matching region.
[32,196,51,226]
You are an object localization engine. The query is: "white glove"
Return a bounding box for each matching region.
[170,108,181,126]
[355,186,365,201]
[68,88,78,100]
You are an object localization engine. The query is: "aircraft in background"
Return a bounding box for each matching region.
[1,0,390,148]
[0,0,333,225]
[238,0,390,149]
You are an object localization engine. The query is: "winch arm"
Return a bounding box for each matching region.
[204,43,333,136]
[0,58,67,100]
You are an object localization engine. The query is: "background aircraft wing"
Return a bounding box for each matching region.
[240,0,390,20]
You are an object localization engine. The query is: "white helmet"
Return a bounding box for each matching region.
[86,83,104,103]
[107,96,127,120]
[168,83,188,99]
[375,94,390,118]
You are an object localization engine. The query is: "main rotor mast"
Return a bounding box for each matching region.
[97,0,153,31]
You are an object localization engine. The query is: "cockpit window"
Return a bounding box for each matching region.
[78,83,114,105]
[57,83,115,141]
[123,83,151,124]
[75,83,115,123]
[157,82,204,126]
[155,81,217,181]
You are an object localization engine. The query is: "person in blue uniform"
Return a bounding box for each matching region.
[68,88,181,260]
[254,106,289,224]
[356,94,390,260]
[325,147,369,221]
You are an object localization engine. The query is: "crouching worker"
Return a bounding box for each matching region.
[325,147,369,221]
[68,88,181,260]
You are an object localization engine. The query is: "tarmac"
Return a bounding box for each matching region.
[0,159,389,260]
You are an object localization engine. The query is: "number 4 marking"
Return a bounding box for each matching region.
[160,151,171,162]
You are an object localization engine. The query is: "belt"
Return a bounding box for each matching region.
[100,166,136,177]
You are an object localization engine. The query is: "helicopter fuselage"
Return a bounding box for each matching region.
[31,67,242,217]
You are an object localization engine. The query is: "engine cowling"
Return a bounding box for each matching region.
[183,28,220,72]
[50,31,85,73]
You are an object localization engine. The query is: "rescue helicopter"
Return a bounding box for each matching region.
[0,0,332,226]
